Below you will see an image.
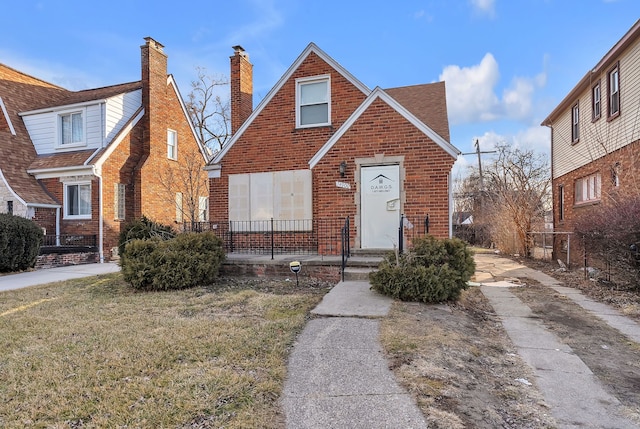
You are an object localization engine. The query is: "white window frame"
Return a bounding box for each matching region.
[608,63,620,118]
[296,75,331,128]
[571,102,580,143]
[57,108,86,148]
[114,183,126,220]
[574,173,601,204]
[592,81,601,120]
[198,196,208,222]
[167,129,177,160]
[64,182,92,219]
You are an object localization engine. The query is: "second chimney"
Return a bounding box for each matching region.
[230,45,253,135]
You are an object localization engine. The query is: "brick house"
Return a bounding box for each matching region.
[541,19,640,265]
[0,37,209,263]
[206,43,460,254]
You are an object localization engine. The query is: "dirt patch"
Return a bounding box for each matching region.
[512,278,640,417]
[380,256,640,428]
[381,287,557,428]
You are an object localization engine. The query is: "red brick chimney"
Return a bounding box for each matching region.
[230,45,253,135]
[140,37,168,157]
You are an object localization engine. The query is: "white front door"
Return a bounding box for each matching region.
[361,164,400,249]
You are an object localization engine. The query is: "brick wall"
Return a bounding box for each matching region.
[553,139,640,265]
[210,51,454,254]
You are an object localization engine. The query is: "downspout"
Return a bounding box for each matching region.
[448,169,453,238]
[94,166,104,263]
[56,207,60,246]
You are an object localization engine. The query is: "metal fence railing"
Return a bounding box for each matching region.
[42,234,97,248]
[184,219,345,258]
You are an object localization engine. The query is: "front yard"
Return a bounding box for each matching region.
[0,274,331,428]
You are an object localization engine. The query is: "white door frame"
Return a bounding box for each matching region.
[354,155,405,250]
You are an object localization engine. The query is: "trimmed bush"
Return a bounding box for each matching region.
[370,235,475,303]
[0,213,44,272]
[118,216,174,258]
[121,232,225,291]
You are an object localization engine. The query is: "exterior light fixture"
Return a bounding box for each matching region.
[339,161,347,177]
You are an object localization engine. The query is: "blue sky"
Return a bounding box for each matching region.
[3,0,639,177]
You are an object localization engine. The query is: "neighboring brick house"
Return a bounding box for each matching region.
[542,19,640,265]
[0,37,209,263]
[206,43,460,254]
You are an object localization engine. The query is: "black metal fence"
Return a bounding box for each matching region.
[40,234,98,254]
[184,219,345,257]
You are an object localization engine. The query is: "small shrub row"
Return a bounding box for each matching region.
[370,235,475,303]
[0,213,43,272]
[121,232,225,291]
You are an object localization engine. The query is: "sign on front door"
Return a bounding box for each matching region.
[361,165,400,249]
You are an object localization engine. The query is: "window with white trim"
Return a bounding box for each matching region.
[168,129,177,160]
[175,192,183,223]
[114,183,126,220]
[64,182,91,218]
[198,196,208,222]
[571,102,580,143]
[592,81,601,120]
[296,76,330,128]
[608,63,620,118]
[58,109,85,147]
[574,173,601,204]
[228,169,312,230]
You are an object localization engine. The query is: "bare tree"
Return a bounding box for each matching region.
[158,146,209,225]
[479,143,551,256]
[186,67,231,156]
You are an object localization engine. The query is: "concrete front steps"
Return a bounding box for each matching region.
[342,249,389,281]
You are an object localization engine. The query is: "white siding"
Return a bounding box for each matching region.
[24,89,142,156]
[105,89,142,143]
[553,42,640,179]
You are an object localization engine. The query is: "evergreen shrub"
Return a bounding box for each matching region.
[0,213,44,272]
[118,216,174,258]
[121,232,225,291]
[370,235,475,303]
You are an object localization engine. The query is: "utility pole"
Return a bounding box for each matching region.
[461,139,496,191]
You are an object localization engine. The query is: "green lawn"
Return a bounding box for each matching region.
[0,274,328,428]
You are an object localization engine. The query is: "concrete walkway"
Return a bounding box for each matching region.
[282,280,428,429]
[0,262,120,292]
[475,252,640,428]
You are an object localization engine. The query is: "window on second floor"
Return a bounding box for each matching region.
[167,129,177,160]
[296,76,330,128]
[608,62,620,119]
[592,81,601,121]
[58,110,85,147]
[571,102,580,143]
[64,182,91,219]
[574,172,601,204]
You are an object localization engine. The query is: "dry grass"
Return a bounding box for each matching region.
[0,274,329,428]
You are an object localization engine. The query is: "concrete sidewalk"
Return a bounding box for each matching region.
[282,281,428,429]
[0,263,120,292]
[475,252,640,428]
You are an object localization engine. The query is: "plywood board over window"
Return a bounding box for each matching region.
[228,169,312,230]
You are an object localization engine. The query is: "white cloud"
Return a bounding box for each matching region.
[475,127,551,155]
[470,0,496,16]
[440,53,501,124]
[441,54,547,125]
